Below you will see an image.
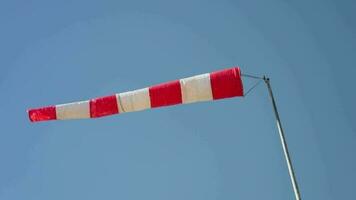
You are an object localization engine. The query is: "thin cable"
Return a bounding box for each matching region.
[244,79,262,97]
[241,73,264,80]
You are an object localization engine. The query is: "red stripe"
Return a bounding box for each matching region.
[90,95,119,118]
[28,106,57,122]
[149,80,182,108]
[210,67,244,100]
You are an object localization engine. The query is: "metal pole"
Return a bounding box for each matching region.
[263,76,301,200]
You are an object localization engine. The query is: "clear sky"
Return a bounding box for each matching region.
[0,0,355,199]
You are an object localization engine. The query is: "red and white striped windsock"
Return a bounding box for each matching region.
[28,67,244,122]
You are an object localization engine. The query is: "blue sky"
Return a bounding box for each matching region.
[0,0,355,199]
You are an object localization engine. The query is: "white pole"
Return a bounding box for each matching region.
[263,76,301,200]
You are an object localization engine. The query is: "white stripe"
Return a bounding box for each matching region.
[56,100,90,120]
[180,73,213,104]
[116,88,151,113]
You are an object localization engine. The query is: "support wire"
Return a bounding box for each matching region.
[241,73,264,97]
[244,79,262,97]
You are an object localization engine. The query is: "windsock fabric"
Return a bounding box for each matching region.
[28,67,244,122]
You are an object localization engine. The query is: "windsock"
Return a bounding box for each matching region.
[28,67,244,122]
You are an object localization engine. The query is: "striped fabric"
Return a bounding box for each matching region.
[28,67,244,122]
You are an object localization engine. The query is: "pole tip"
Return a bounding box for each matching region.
[263,76,270,82]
